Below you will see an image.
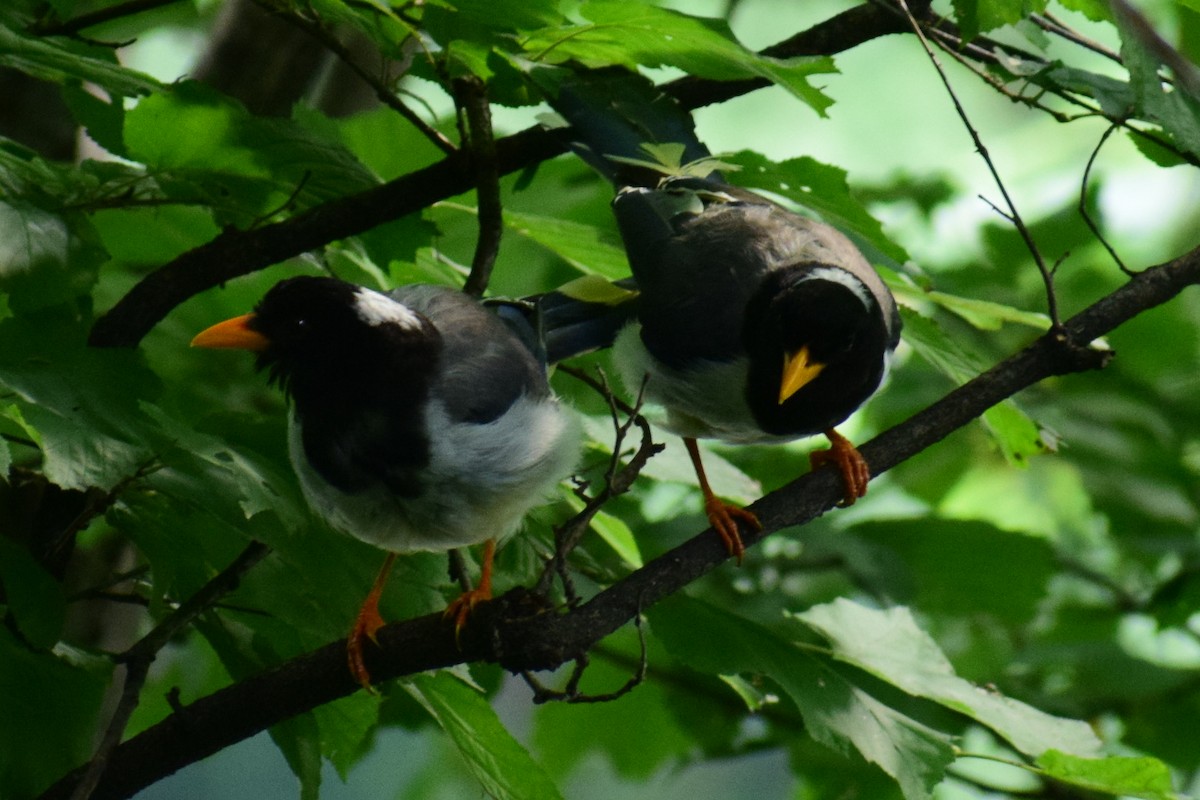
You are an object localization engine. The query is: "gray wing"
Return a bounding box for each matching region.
[390,285,548,424]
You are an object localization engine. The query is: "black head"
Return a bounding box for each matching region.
[743,265,892,436]
[244,277,438,403]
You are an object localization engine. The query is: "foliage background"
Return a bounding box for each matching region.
[1,0,1198,798]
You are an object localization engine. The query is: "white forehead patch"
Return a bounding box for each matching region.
[801,266,873,309]
[353,287,423,330]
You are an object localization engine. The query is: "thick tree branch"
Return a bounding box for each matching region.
[42,245,1200,800]
[86,0,914,349]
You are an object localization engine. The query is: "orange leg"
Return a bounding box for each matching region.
[443,538,496,636]
[684,437,761,564]
[809,428,870,507]
[347,552,398,692]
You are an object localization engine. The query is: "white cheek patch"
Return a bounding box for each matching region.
[353,288,423,330]
[802,266,873,309]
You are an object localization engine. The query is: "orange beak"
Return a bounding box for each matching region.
[191,314,270,352]
[778,345,826,404]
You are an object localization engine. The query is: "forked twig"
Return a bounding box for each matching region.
[896,0,1063,333]
[534,367,662,599]
[520,602,649,704]
[1081,123,1134,276]
[68,541,271,800]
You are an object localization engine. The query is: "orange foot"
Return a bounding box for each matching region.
[809,428,870,507]
[347,553,397,692]
[684,437,762,564]
[443,584,492,638]
[347,600,387,693]
[703,496,762,565]
[442,538,496,642]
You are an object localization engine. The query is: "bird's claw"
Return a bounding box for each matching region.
[443,586,492,643]
[347,603,387,693]
[703,497,761,565]
[810,430,870,507]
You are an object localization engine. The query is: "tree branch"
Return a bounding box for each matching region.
[42,244,1200,800]
[86,0,913,349]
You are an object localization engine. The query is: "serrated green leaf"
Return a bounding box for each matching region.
[522,3,834,113]
[793,599,1102,759]
[1035,751,1177,800]
[650,596,956,800]
[726,151,909,264]
[982,401,1047,467]
[142,403,299,525]
[0,312,160,491]
[124,82,378,222]
[407,671,564,800]
[1118,14,1200,158]
[954,0,1049,38]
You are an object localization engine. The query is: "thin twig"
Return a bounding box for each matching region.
[897,0,1063,333]
[263,2,457,155]
[68,541,271,800]
[32,0,184,35]
[1031,13,1123,64]
[520,604,648,704]
[457,77,503,297]
[1080,123,1133,276]
[534,367,661,598]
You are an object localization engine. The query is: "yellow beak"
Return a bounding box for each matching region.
[191,314,270,352]
[778,345,826,404]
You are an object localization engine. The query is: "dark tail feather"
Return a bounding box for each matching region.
[490,279,640,366]
[540,67,713,187]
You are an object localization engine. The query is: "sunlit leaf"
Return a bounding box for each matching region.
[651,596,956,800]
[793,599,1102,758]
[1035,751,1178,800]
[407,671,564,800]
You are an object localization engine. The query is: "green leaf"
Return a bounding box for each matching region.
[1118,14,1200,158]
[0,537,66,647]
[726,151,909,264]
[531,627,706,779]
[564,494,643,568]
[1035,751,1178,800]
[981,401,1048,467]
[522,3,835,113]
[124,82,378,222]
[0,629,112,798]
[407,671,564,800]
[953,0,1049,38]
[894,308,1045,465]
[793,599,1102,759]
[0,199,105,312]
[0,18,162,97]
[0,312,160,491]
[925,291,1050,331]
[650,595,956,800]
[501,208,630,278]
[854,519,1055,623]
